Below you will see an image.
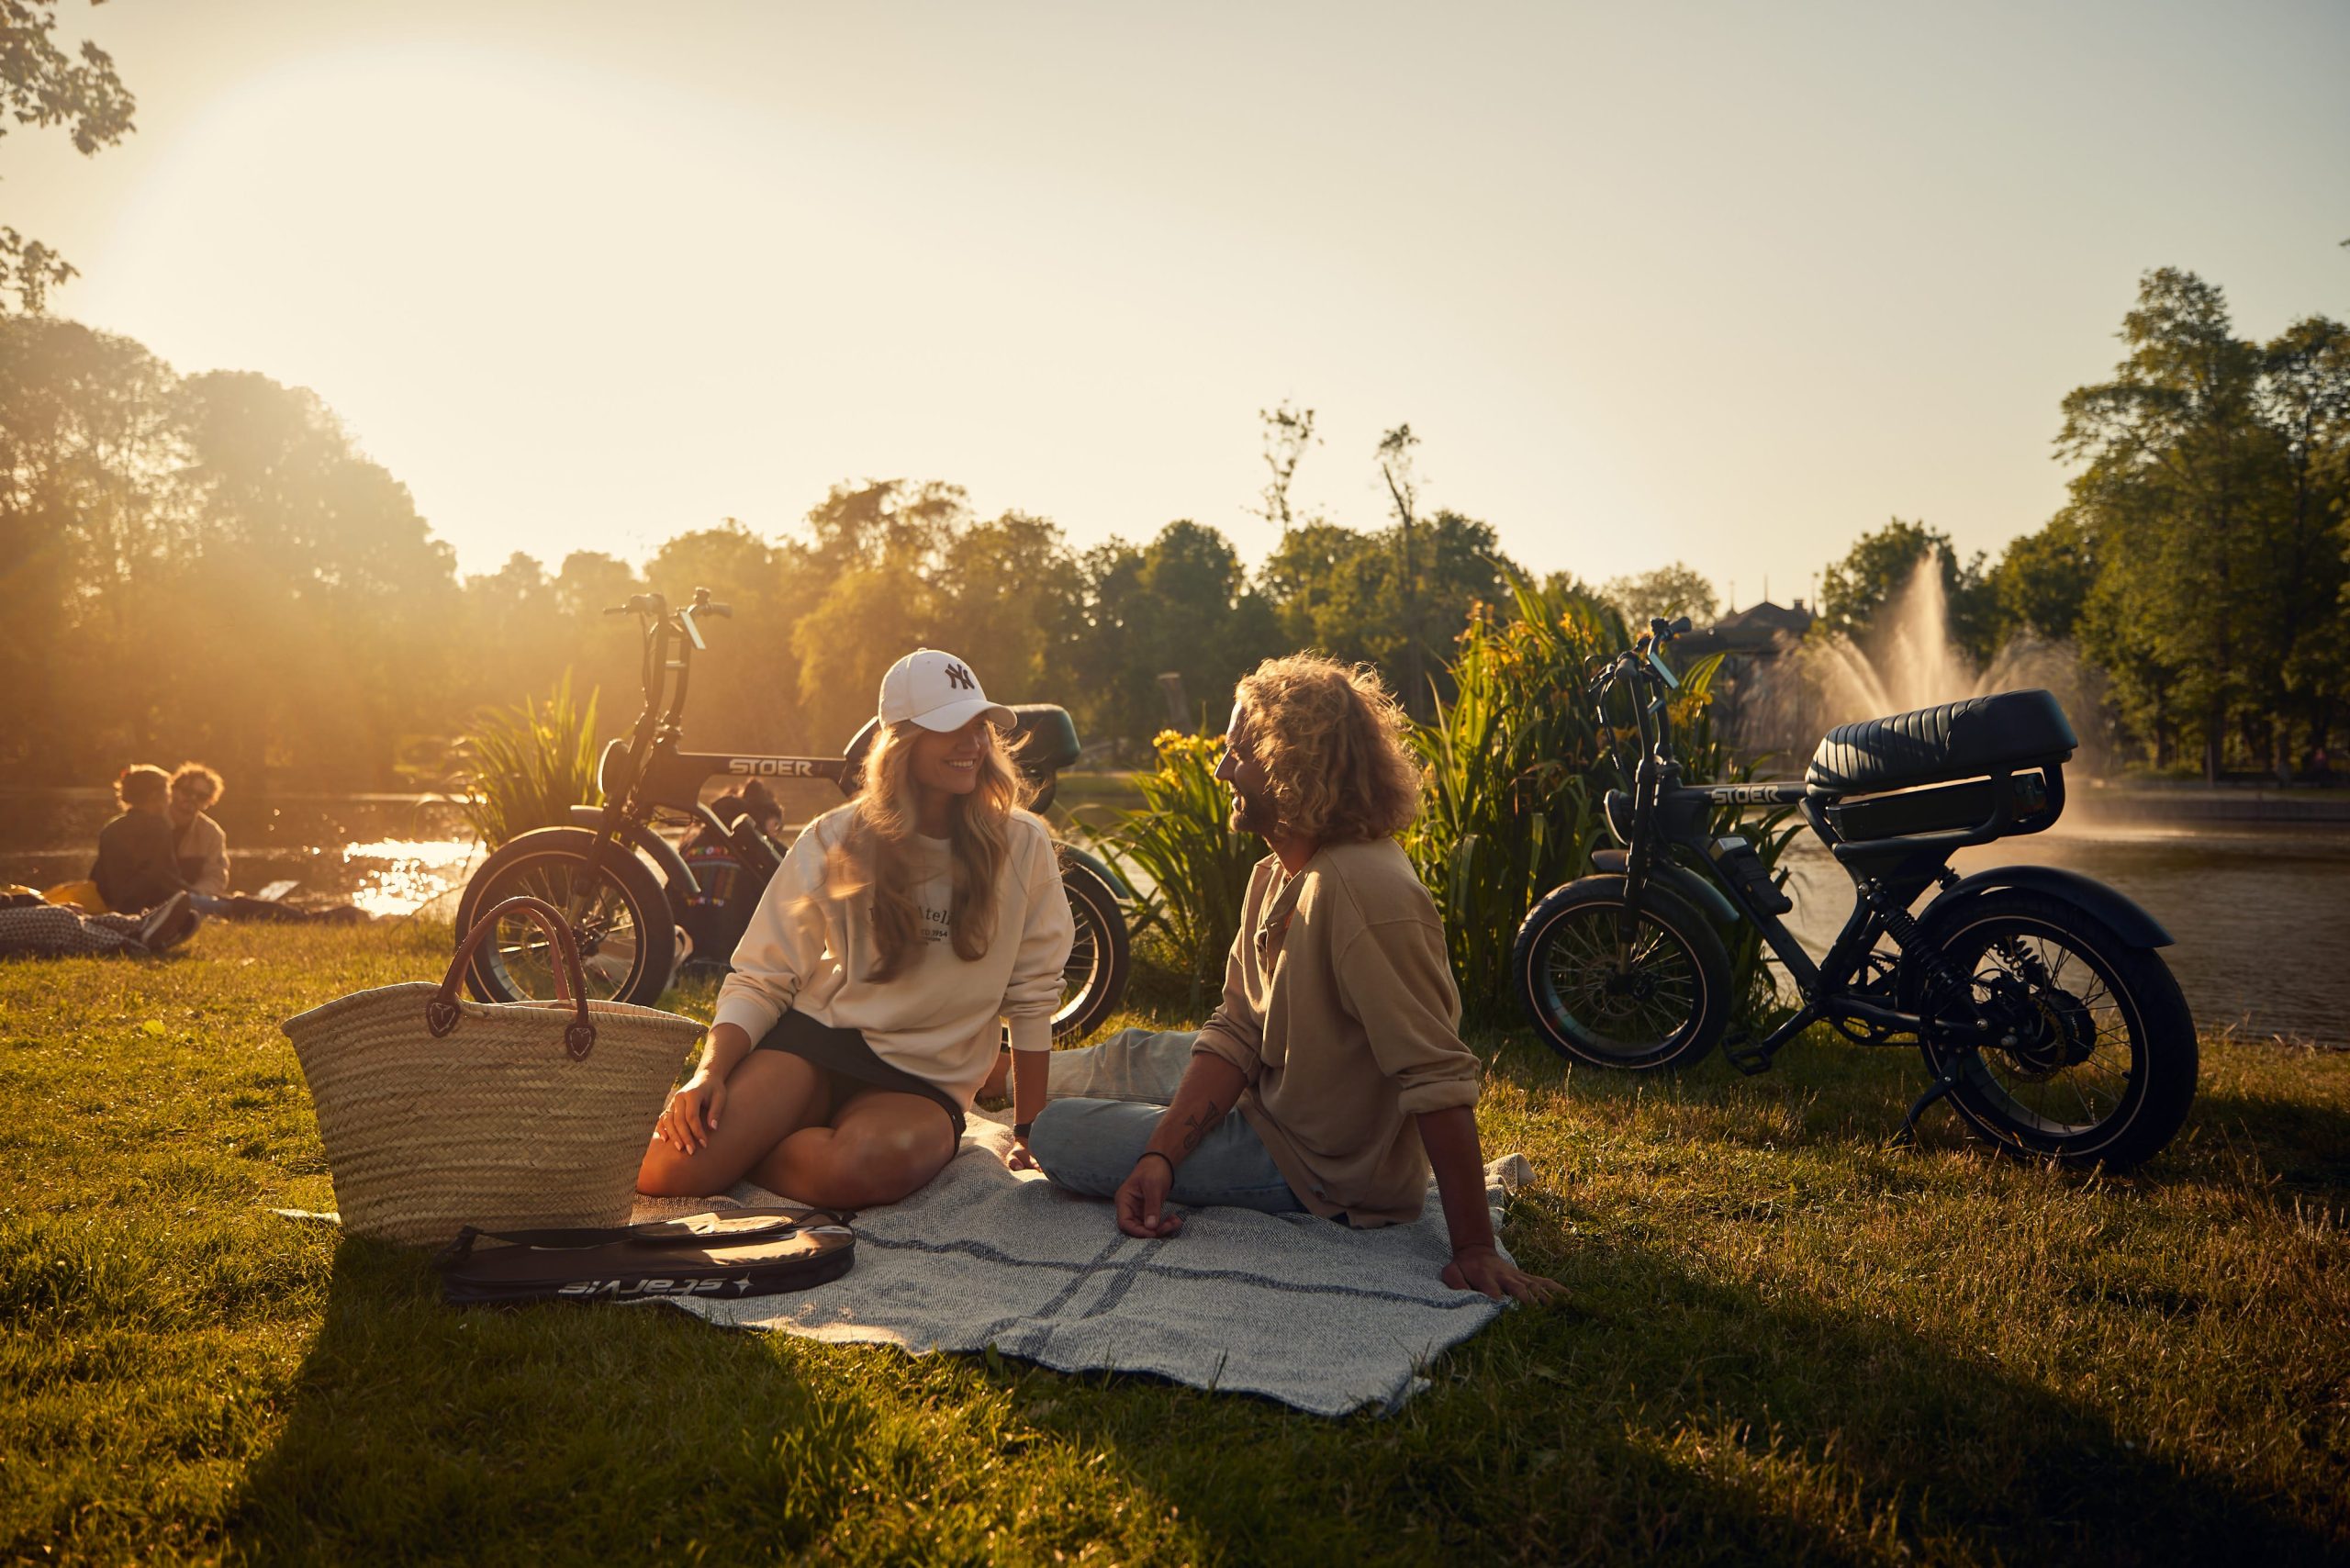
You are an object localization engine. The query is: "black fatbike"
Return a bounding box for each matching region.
[1510,616,2198,1171]
[454,588,1134,1042]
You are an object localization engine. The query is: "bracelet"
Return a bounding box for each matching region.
[1013,1121,1034,1141]
[1136,1149,1175,1175]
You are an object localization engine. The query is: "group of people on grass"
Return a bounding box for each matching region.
[634,646,1562,1303]
[0,762,229,959]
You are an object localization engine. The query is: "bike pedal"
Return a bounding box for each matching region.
[1720,1030,1774,1077]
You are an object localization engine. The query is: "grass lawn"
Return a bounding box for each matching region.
[4,920,2345,1565]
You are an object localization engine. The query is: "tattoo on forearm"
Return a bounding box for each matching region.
[1177,1097,1225,1156]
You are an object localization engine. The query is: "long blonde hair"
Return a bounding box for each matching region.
[827,720,1034,981]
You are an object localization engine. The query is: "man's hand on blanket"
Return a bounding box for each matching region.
[1444,1244,1565,1305]
[1114,1153,1183,1238]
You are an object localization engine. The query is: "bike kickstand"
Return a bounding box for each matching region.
[1890,1050,1973,1151]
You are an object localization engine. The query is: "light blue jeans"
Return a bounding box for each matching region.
[1026,1028,1305,1215]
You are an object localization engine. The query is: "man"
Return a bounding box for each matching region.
[91,765,185,915]
[1025,654,1561,1304]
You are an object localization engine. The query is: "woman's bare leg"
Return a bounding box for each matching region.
[635,1051,831,1197]
[753,1090,958,1210]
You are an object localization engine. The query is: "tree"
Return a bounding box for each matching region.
[1604,562,1719,629]
[2055,269,2350,777]
[0,315,180,771]
[2,0,137,313]
[1375,424,1427,716]
[1248,401,1318,533]
[1989,512,2098,642]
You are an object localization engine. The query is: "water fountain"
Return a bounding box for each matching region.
[1730,558,2100,775]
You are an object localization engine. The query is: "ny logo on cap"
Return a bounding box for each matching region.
[945,662,976,690]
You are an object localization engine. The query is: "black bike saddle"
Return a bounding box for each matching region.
[1805,689,2076,796]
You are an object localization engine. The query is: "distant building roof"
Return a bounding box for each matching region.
[1679,598,1815,659]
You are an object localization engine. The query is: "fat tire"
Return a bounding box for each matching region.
[1051,858,1132,1043]
[1904,888,2198,1171]
[454,827,677,1007]
[1511,876,1734,1070]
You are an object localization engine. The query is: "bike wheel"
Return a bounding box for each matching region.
[1906,889,2197,1171]
[454,827,677,1007]
[1049,858,1131,1042]
[1511,876,1733,1070]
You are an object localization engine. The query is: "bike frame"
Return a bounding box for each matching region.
[570,589,1125,928]
[1592,623,2068,1076]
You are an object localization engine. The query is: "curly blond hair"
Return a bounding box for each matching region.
[1233,655,1422,844]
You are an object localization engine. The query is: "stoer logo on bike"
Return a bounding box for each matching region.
[729,757,819,778]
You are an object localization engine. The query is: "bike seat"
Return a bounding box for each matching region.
[1805,689,2075,797]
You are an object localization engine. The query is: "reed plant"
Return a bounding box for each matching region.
[1102,729,1263,1009]
[443,670,604,850]
[1404,570,1796,1027]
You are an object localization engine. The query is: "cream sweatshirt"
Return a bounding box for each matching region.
[711,804,1074,1108]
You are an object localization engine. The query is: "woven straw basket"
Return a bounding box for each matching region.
[283,895,707,1247]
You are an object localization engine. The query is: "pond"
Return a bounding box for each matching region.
[5,789,2343,1044]
[1777,813,2350,1047]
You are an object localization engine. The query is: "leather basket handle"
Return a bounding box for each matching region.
[431,894,599,1060]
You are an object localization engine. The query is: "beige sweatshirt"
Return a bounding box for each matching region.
[1192,837,1482,1227]
[173,813,229,898]
[711,804,1074,1107]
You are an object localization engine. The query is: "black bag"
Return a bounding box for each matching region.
[431,1206,855,1307]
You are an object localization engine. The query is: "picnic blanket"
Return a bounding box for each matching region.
[631,1115,1535,1417]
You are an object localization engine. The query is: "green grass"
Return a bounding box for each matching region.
[4,923,2345,1565]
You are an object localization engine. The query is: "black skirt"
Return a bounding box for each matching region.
[753,1009,967,1137]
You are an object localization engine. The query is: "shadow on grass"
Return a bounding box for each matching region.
[220,1213,2346,1567]
[2189,1083,2350,1197]
[224,1237,900,1562]
[1018,1228,2345,1566]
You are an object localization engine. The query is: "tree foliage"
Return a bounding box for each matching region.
[1,0,136,313]
[2051,269,2350,778]
[1604,562,1719,629]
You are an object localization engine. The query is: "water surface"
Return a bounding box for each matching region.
[1777,818,2350,1046]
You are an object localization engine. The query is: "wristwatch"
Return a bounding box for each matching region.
[1013,1121,1034,1141]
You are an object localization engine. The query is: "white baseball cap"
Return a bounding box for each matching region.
[878,648,1016,733]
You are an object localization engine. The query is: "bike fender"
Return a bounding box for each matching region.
[564,807,700,905]
[1590,849,1741,926]
[1921,864,2174,948]
[1057,843,1134,902]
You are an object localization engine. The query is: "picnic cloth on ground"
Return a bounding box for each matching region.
[631,1114,1534,1417]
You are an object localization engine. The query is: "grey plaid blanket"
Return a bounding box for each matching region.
[632,1114,1533,1417]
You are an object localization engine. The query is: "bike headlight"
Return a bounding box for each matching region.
[1604,790,1634,846]
[596,739,635,801]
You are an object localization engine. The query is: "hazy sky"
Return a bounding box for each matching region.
[11,1,2347,602]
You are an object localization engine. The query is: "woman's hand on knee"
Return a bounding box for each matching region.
[656,1070,728,1155]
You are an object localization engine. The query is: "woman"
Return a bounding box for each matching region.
[637,649,1073,1209]
[164,763,231,905]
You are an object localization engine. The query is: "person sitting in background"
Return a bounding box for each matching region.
[165,763,230,909]
[0,888,197,960]
[91,766,190,915]
[1022,654,1561,1305]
